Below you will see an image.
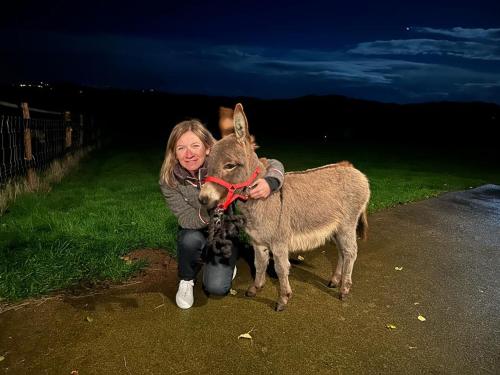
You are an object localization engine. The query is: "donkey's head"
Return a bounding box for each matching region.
[199,103,260,210]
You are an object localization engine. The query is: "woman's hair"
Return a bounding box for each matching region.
[159,119,216,187]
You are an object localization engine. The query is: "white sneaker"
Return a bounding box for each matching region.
[232,266,237,281]
[176,280,194,309]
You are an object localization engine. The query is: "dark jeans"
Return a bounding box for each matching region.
[177,228,239,296]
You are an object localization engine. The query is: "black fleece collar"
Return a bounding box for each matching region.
[173,160,208,186]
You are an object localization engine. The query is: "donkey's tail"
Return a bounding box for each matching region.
[356,209,368,241]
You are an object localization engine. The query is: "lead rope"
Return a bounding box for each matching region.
[207,205,247,258]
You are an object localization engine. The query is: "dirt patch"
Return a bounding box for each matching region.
[121,248,179,293]
[63,248,179,301]
[0,248,179,314]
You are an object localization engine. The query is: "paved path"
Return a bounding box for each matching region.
[1,185,499,374]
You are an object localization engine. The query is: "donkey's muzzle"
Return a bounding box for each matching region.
[199,184,222,210]
[198,192,218,210]
[198,195,209,206]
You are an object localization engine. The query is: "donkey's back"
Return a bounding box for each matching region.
[269,161,370,252]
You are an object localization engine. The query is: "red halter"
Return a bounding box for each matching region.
[203,167,261,211]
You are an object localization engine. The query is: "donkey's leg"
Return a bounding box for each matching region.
[245,245,269,297]
[273,248,292,311]
[328,238,344,288]
[335,229,358,300]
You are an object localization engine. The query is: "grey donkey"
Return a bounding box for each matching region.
[199,103,370,311]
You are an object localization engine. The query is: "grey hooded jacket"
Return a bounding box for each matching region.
[159,159,285,229]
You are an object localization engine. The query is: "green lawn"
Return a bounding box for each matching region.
[1,142,498,301]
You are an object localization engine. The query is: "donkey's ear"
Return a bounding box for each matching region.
[233,103,249,141]
[219,107,234,138]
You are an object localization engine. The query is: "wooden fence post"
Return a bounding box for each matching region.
[21,102,36,189]
[64,111,72,149]
[79,114,84,147]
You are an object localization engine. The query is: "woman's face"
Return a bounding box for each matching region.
[175,130,209,175]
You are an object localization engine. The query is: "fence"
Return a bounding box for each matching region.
[0,100,99,188]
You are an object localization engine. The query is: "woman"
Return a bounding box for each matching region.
[159,119,284,309]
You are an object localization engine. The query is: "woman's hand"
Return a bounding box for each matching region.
[249,178,271,199]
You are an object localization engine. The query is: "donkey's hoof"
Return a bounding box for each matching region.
[327,281,338,288]
[245,286,258,297]
[275,302,286,312]
[339,292,349,300]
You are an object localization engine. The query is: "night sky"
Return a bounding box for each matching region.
[1,0,500,103]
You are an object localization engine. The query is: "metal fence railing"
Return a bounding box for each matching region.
[0,101,99,187]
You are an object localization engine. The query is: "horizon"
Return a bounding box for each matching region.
[4,80,500,107]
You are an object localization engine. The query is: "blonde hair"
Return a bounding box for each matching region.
[159,120,216,187]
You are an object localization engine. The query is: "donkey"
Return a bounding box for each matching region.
[199,103,370,311]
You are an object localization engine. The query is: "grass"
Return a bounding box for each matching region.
[0,147,94,215]
[0,146,178,300]
[1,141,499,301]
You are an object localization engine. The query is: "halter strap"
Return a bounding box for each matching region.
[203,167,261,211]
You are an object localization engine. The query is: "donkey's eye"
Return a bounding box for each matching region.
[224,163,237,170]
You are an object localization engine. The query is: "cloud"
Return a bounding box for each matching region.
[348,39,500,61]
[413,27,500,41]
[246,58,429,85]
[462,81,500,89]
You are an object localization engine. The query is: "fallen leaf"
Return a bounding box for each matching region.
[414,302,420,305]
[0,356,4,362]
[408,346,417,350]
[386,324,397,330]
[86,316,93,323]
[418,314,426,322]
[71,370,79,375]
[297,255,305,261]
[229,289,237,296]
[395,267,403,271]
[120,256,133,265]
[238,327,255,340]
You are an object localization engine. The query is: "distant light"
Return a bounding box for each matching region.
[79,90,83,94]
[406,26,411,31]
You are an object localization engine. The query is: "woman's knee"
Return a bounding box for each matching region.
[203,279,230,296]
[203,265,231,295]
[178,230,206,253]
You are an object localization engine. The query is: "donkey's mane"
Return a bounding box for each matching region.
[285,161,353,175]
